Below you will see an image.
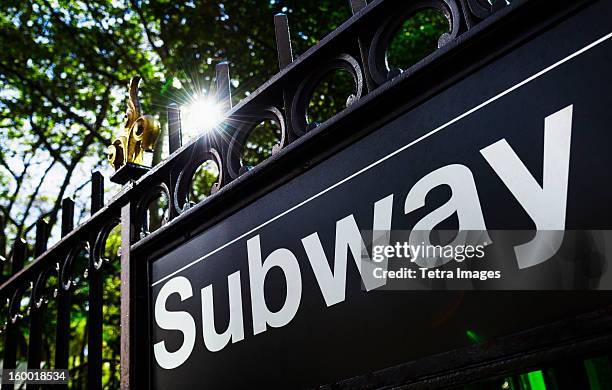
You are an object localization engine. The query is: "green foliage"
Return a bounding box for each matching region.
[0,0,157,250]
[241,119,282,167]
[307,69,356,126]
[387,9,450,70]
[0,0,451,386]
[189,160,219,203]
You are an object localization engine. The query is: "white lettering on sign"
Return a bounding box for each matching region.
[481,105,573,268]
[247,236,302,335]
[153,105,573,369]
[153,276,196,369]
[302,194,393,307]
[405,164,490,268]
[200,271,244,352]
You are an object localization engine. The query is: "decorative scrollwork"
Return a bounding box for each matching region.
[174,140,224,214]
[137,184,171,236]
[60,243,90,291]
[367,0,462,86]
[92,219,121,270]
[465,0,508,20]
[226,105,287,179]
[107,76,160,170]
[290,54,364,136]
[31,266,57,309]
[8,283,30,323]
[465,0,493,19]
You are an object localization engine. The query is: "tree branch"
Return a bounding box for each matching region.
[16,161,55,236]
[24,88,109,236]
[0,158,18,182]
[0,63,111,147]
[29,118,70,169]
[129,0,170,65]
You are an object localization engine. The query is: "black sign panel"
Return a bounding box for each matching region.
[150,2,612,388]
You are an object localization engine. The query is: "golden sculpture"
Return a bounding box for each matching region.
[108,76,160,170]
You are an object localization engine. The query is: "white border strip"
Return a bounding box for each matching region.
[151,31,612,287]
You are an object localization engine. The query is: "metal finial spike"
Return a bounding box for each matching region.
[167,103,182,154]
[34,219,49,258]
[274,13,293,69]
[91,171,104,214]
[349,0,367,14]
[61,197,75,237]
[215,61,232,112]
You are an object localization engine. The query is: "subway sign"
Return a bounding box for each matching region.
[149,3,612,388]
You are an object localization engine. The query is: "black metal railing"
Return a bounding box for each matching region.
[0,0,514,388]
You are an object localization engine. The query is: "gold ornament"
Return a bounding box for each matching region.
[108,76,160,170]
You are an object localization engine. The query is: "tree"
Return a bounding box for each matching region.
[1,0,451,249]
[0,0,155,254]
[0,0,449,387]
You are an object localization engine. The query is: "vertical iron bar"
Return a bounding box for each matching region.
[349,0,375,92]
[167,104,182,154]
[118,202,149,388]
[60,198,75,237]
[0,214,6,277]
[91,171,104,214]
[2,238,27,390]
[274,13,297,143]
[0,215,6,282]
[33,219,49,256]
[274,13,293,69]
[88,173,104,390]
[215,61,232,112]
[167,105,183,219]
[9,239,26,274]
[120,203,135,390]
[55,198,74,389]
[213,62,233,182]
[0,253,5,285]
[27,220,49,381]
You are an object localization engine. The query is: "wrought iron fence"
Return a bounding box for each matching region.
[0,0,537,388]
